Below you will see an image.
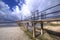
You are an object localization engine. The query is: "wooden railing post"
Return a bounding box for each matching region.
[26,22,29,31]
[32,22,35,38]
[25,23,26,29]
[40,21,43,35]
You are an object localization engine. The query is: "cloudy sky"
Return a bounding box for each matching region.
[0,0,25,21]
[0,0,60,21]
[0,0,41,21]
[0,0,40,20]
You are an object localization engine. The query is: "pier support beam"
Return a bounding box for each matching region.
[26,22,29,31]
[40,21,43,35]
[32,22,36,38]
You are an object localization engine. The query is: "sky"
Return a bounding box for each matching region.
[0,0,41,21]
[0,0,26,21]
[0,0,60,21]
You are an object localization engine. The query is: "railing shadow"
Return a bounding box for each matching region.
[44,29,60,37]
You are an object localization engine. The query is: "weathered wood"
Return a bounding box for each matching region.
[26,22,29,31]
[25,23,27,29]
[40,21,43,35]
[32,22,36,38]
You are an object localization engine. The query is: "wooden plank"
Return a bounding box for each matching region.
[32,22,36,38]
[18,18,60,23]
[26,22,29,31]
[40,21,44,35]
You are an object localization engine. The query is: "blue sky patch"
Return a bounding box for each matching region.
[2,0,25,11]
